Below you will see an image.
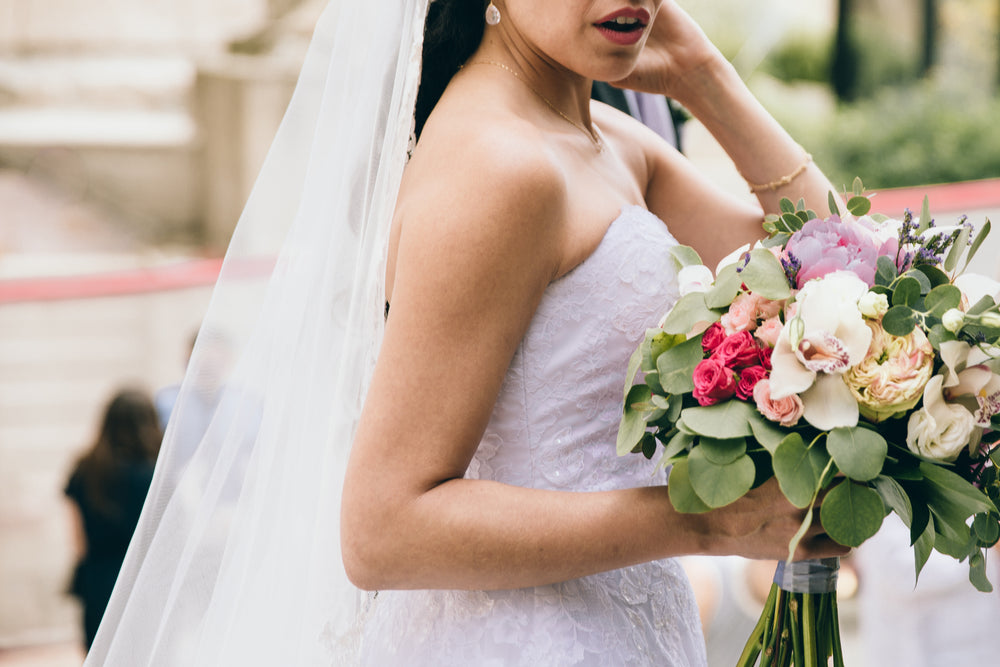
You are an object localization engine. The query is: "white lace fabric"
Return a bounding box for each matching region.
[360,206,707,666]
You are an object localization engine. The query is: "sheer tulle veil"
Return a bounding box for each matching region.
[86,1,430,663]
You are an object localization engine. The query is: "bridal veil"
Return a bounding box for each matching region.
[86,0,430,663]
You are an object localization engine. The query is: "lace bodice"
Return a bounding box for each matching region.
[358,206,707,666]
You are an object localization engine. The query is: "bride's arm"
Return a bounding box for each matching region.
[616,1,840,268]
[341,120,845,593]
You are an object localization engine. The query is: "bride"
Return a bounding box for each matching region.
[87,1,848,665]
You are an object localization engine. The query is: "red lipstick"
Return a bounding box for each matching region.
[594,8,651,46]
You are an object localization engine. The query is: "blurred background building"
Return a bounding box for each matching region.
[0,0,998,665]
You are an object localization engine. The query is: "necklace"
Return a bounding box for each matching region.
[465,60,604,153]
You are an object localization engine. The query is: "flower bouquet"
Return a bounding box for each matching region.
[619,181,1000,666]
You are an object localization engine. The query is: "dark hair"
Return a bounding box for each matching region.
[414,0,488,140]
[72,388,162,518]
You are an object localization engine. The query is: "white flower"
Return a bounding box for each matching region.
[858,291,889,319]
[942,308,965,333]
[906,375,978,461]
[769,271,873,430]
[714,243,752,276]
[955,272,1000,308]
[677,264,715,297]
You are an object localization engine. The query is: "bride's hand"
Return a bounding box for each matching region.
[612,1,726,103]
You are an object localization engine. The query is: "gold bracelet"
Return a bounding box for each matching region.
[744,153,813,193]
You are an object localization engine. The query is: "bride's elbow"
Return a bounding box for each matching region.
[340,501,405,590]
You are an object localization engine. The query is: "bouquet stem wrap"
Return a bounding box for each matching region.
[738,558,845,667]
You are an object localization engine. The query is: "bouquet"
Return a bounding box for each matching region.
[618,181,1000,666]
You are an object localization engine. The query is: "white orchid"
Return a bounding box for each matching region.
[769,271,873,430]
[677,264,715,297]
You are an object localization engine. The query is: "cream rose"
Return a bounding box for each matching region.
[845,319,934,422]
[906,375,978,462]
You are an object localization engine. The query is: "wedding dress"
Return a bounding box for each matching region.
[359,205,708,666]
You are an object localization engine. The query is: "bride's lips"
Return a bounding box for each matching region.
[594,7,651,46]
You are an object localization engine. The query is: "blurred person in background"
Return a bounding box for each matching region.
[64,388,162,649]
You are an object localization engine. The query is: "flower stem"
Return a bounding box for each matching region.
[738,584,777,666]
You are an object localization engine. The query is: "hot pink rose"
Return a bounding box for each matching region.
[736,365,769,401]
[753,379,804,427]
[701,322,726,354]
[692,358,738,406]
[757,344,773,371]
[754,316,784,348]
[712,331,760,369]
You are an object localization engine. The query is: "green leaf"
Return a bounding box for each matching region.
[667,458,712,513]
[969,549,994,592]
[852,177,864,196]
[747,410,787,454]
[871,475,913,526]
[875,255,898,286]
[780,198,797,215]
[944,224,971,273]
[786,505,815,563]
[622,344,644,401]
[655,335,704,394]
[688,448,756,508]
[617,385,652,455]
[923,284,962,317]
[882,305,917,336]
[846,195,871,216]
[668,245,704,270]
[697,437,747,465]
[828,191,841,217]
[680,401,756,439]
[704,264,742,309]
[660,292,721,335]
[919,461,997,519]
[916,196,932,234]
[972,512,1000,546]
[902,268,932,295]
[892,276,922,308]
[773,433,830,508]
[962,219,991,273]
[967,294,996,317]
[913,514,935,583]
[661,430,695,462]
[819,480,885,547]
[826,427,887,482]
[912,263,950,288]
[779,212,804,233]
[738,249,792,300]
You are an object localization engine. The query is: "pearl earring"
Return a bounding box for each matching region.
[485,2,501,26]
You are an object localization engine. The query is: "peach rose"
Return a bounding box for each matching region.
[754,317,784,348]
[753,379,804,427]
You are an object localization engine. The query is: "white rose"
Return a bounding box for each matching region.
[906,375,977,461]
[677,264,715,297]
[858,291,890,319]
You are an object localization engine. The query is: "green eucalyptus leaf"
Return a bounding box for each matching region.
[847,195,872,216]
[617,384,652,455]
[912,263,950,288]
[944,225,971,273]
[962,219,991,273]
[966,294,996,317]
[622,344,644,401]
[826,427,887,481]
[667,458,712,513]
[924,284,963,318]
[882,305,917,336]
[640,432,657,459]
[697,437,747,465]
[852,177,865,196]
[876,255,898,286]
[661,430,696,462]
[917,196,932,234]
[972,512,1000,546]
[655,335,704,394]
[705,264,742,309]
[969,549,994,592]
[773,433,830,508]
[892,276,922,308]
[680,401,756,439]
[688,448,756,508]
[643,330,686,373]
[668,245,704,270]
[828,191,841,217]
[747,410,787,454]
[901,269,932,295]
[661,292,721,335]
[819,480,885,547]
[738,249,792,300]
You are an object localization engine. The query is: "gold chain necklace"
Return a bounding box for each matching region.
[465,60,604,153]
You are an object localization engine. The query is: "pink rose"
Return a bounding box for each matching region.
[721,293,759,333]
[757,344,773,371]
[754,316,783,348]
[753,379,804,427]
[712,331,760,369]
[701,322,726,354]
[692,358,738,406]
[736,365,768,401]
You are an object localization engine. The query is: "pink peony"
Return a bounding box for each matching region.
[692,358,738,406]
[753,379,804,427]
[713,331,761,369]
[784,216,896,288]
[736,365,769,401]
[701,322,726,354]
[754,317,783,348]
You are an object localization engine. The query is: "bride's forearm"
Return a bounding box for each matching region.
[341,479,703,591]
[673,58,840,215]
